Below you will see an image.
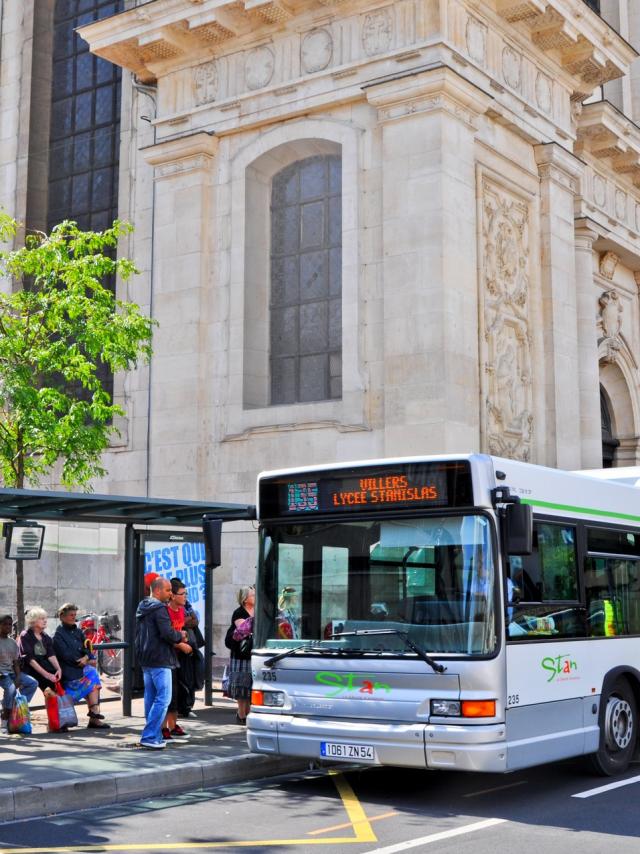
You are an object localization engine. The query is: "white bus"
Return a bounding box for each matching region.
[246,455,640,776]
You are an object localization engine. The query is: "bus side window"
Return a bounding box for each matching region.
[507,522,584,639]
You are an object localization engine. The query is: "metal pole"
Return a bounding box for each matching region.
[204,567,213,705]
[122,524,136,716]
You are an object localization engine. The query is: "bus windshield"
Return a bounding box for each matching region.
[256,513,497,656]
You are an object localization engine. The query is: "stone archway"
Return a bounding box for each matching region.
[599,359,639,466]
[600,385,619,468]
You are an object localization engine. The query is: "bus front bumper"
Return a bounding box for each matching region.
[247,712,507,773]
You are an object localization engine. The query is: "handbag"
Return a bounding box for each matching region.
[8,689,32,734]
[44,683,78,732]
[221,664,230,698]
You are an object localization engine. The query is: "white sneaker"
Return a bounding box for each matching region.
[187,711,198,719]
[139,740,166,749]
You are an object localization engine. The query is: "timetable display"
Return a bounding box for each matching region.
[260,461,473,519]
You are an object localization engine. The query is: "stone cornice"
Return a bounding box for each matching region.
[79,0,636,99]
[576,101,640,190]
[494,0,637,100]
[364,64,493,126]
[142,131,219,177]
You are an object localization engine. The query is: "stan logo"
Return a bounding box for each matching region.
[541,654,578,683]
[316,671,391,698]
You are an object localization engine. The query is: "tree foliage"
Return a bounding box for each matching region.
[0,213,155,489]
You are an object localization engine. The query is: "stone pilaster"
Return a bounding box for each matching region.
[534,143,584,469]
[143,132,218,498]
[574,219,602,469]
[366,66,491,456]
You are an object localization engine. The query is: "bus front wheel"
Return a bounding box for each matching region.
[589,678,637,776]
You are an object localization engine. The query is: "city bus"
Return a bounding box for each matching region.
[245,454,640,776]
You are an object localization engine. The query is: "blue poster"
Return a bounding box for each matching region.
[144,538,207,630]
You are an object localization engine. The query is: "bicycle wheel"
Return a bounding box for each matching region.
[98,639,123,677]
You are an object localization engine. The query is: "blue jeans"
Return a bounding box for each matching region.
[141,667,172,745]
[0,672,38,711]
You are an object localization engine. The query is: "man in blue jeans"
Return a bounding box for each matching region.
[0,615,38,731]
[135,578,186,749]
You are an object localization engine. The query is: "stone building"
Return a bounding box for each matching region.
[3,0,640,637]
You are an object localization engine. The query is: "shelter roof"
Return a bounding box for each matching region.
[0,488,255,526]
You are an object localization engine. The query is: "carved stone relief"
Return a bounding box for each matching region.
[194,61,218,105]
[636,203,640,234]
[615,190,627,221]
[502,45,521,91]
[481,179,533,462]
[301,28,333,74]
[599,250,619,281]
[362,8,393,57]
[245,45,275,91]
[597,289,623,363]
[593,174,607,208]
[465,16,486,64]
[535,72,551,114]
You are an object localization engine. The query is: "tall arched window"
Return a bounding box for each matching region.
[270,154,342,405]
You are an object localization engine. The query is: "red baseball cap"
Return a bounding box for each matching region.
[144,572,159,589]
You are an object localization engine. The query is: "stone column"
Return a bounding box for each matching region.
[534,144,584,469]
[143,132,218,498]
[574,219,602,469]
[366,67,490,456]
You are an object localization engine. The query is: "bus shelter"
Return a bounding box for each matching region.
[0,488,256,714]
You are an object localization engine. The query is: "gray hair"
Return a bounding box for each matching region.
[57,603,78,619]
[237,585,255,606]
[25,607,47,627]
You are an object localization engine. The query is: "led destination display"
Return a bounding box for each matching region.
[260,461,473,519]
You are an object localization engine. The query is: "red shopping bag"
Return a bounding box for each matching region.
[44,683,78,732]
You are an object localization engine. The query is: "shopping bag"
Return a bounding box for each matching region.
[221,665,230,698]
[44,683,78,732]
[8,689,32,735]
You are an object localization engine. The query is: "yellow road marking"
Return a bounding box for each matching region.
[328,769,378,843]
[0,771,378,853]
[308,810,398,836]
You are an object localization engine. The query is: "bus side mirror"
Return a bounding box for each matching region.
[202,516,222,568]
[505,503,533,555]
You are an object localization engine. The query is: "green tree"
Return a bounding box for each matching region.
[0,214,155,628]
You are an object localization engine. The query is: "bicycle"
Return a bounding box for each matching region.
[78,611,123,677]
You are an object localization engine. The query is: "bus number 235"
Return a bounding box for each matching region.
[507,694,520,706]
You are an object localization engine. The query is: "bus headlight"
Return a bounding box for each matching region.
[431,699,461,716]
[252,689,285,707]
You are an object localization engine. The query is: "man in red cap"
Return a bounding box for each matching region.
[144,572,159,596]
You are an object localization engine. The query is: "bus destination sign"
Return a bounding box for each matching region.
[260,461,473,518]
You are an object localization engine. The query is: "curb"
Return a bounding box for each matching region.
[1,754,309,823]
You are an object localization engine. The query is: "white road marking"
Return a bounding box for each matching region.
[360,817,507,854]
[572,774,640,799]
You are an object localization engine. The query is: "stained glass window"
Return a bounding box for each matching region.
[48,0,123,402]
[270,155,342,405]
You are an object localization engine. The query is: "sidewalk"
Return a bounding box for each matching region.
[0,689,307,823]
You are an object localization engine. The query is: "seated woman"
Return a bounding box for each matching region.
[17,607,62,697]
[52,603,110,729]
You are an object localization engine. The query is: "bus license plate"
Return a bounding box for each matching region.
[320,741,376,761]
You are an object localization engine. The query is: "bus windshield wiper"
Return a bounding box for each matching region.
[331,629,447,674]
[263,644,332,668]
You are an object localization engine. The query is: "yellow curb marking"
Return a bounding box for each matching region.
[0,770,377,853]
[308,810,398,836]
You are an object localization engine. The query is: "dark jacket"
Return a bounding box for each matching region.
[135,598,182,669]
[53,623,89,682]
